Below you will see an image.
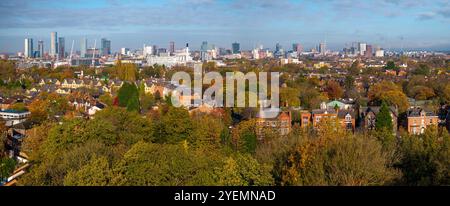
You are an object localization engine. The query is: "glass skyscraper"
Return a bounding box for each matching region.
[58,37,65,59]
[50,32,58,57]
[24,38,33,58]
[232,42,240,54]
[80,38,87,58]
[101,38,111,56]
[38,40,44,58]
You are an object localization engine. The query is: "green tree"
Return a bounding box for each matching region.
[376,101,393,131]
[231,119,258,154]
[153,106,193,144]
[117,82,140,112]
[140,93,156,112]
[397,128,450,185]
[0,158,16,181]
[385,61,399,73]
[412,64,431,76]
[64,156,121,186]
[115,141,221,186]
[214,153,273,186]
[99,93,113,106]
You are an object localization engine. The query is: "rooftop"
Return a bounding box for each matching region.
[0,109,30,114]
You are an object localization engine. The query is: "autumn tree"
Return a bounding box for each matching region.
[231,119,258,154]
[368,81,409,112]
[28,93,70,123]
[0,119,7,156]
[115,61,137,81]
[279,134,399,186]
[410,86,435,100]
[10,102,27,111]
[99,93,113,106]
[280,87,300,107]
[324,80,343,100]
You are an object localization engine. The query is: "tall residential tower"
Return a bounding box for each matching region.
[24,38,33,58]
[50,32,58,57]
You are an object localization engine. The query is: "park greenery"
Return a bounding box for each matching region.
[0,57,448,186]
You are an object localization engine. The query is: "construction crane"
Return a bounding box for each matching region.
[91,39,96,67]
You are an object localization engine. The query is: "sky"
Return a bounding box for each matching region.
[1,0,450,53]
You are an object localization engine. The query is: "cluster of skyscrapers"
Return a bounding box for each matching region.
[23,32,111,59]
[342,42,384,57]
[23,32,386,61]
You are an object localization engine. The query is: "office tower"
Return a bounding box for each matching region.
[365,45,373,58]
[293,43,303,53]
[292,43,298,52]
[375,47,384,57]
[121,48,129,55]
[58,37,65,59]
[152,45,158,55]
[101,38,111,56]
[38,40,44,58]
[50,32,58,57]
[157,48,167,54]
[80,38,87,58]
[358,42,366,56]
[201,41,208,51]
[33,51,40,58]
[24,38,33,58]
[297,44,303,53]
[275,43,282,53]
[143,45,153,56]
[200,41,209,61]
[232,42,240,54]
[319,42,326,54]
[169,41,175,54]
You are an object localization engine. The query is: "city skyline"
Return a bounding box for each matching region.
[1,0,450,53]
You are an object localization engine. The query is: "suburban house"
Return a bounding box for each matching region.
[326,99,355,110]
[406,107,439,135]
[5,120,34,156]
[300,110,312,128]
[39,78,61,86]
[0,109,31,126]
[337,109,356,131]
[312,109,338,128]
[359,106,398,133]
[256,111,292,139]
[88,102,106,116]
[0,98,16,110]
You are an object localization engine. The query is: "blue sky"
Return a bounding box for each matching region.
[1,0,450,53]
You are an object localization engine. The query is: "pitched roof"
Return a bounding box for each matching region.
[312,109,337,115]
[407,107,437,117]
[337,109,356,118]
